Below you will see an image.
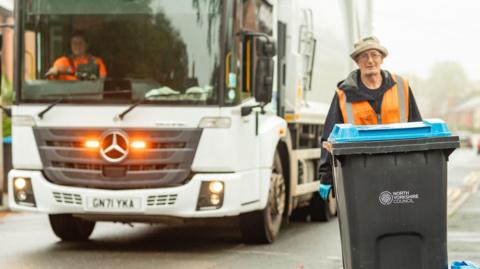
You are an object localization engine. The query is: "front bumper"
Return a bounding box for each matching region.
[8,169,265,219]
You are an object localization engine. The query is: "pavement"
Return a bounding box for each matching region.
[0,192,7,210]
[448,171,480,217]
[0,170,479,268]
[448,188,480,264]
[0,193,9,219]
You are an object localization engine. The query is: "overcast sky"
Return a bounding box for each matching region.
[373,0,480,81]
[0,0,12,11]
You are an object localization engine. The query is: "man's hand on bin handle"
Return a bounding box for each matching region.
[322,141,332,153]
[319,184,332,201]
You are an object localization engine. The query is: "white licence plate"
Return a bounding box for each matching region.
[86,197,142,212]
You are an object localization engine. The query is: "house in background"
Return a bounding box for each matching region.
[450,96,480,131]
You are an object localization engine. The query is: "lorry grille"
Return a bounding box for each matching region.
[34,128,202,190]
[53,192,83,206]
[147,194,178,207]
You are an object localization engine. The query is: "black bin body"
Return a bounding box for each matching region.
[331,136,459,269]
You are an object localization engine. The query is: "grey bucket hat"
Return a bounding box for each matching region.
[350,36,388,60]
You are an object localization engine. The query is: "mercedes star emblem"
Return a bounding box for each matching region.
[100,130,129,163]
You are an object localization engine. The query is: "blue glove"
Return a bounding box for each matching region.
[319,184,332,201]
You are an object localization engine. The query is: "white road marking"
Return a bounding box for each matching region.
[448,171,480,217]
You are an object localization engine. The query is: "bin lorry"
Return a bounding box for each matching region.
[6,0,369,243]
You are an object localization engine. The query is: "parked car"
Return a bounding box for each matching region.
[454,130,472,148]
[477,137,480,154]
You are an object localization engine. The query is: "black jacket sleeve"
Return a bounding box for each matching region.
[408,87,422,122]
[318,93,344,185]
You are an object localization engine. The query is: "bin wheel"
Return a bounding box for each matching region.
[309,190,337,222]
[49,214,95,241]
[290,206,309,221]
[240,151,286,244]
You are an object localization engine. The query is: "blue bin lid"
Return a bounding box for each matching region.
[451,261,479,269]
[3,136,11,144]
[328,119,452,143]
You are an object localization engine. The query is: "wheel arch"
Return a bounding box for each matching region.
[258,116,288,209]
[277,139,292,219]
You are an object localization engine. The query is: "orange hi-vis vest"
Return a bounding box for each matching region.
[52,55,107,80]
[336,75,409,125]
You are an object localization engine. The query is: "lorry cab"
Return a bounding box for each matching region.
[8,0,364,243]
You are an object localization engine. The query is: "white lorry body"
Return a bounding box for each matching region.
[8,0,369,243]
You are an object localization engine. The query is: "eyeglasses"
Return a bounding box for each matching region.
[357,51,382,61]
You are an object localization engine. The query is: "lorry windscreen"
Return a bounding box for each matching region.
[19,0,223,105]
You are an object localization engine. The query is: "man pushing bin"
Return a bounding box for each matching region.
[318,37,460,268]
[318,36,423,200]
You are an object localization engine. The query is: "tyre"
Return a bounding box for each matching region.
[290,205,309,222]
[240,151,286,244]
[49,214,95,241]
[309,188,337,222]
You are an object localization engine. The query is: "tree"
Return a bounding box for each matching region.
[93,3,189,90]
[192,0,221,53]
[421,61,469,116]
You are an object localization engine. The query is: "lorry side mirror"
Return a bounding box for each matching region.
[256,38,276,58]
[254,38,276,104]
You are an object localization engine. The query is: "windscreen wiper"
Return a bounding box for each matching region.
[115,91,177,121]
[37,90,132,119]
[37,97,66,119]
[115,98,146,121]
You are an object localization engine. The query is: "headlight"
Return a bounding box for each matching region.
[196,181,225,210]
[12,115,36,127]
[13,177,36,207]
[14,177,27,190]
[209,181,224,194]
[198,117,231,128]
[210,194,221,206]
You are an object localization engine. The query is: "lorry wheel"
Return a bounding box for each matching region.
[240,151,286,244]
[309,190,337,222]
[49,214,95,241]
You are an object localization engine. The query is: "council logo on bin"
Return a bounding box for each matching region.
[379,191,393,205]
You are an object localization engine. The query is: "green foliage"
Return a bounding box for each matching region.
[1,74,13,138]
[1,73,13,105]
[2,116,10,138]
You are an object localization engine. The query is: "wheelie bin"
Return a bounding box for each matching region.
[327,119,459,269]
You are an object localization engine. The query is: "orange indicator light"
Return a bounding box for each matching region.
[85,140,100,148]
[131,140,146,149]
